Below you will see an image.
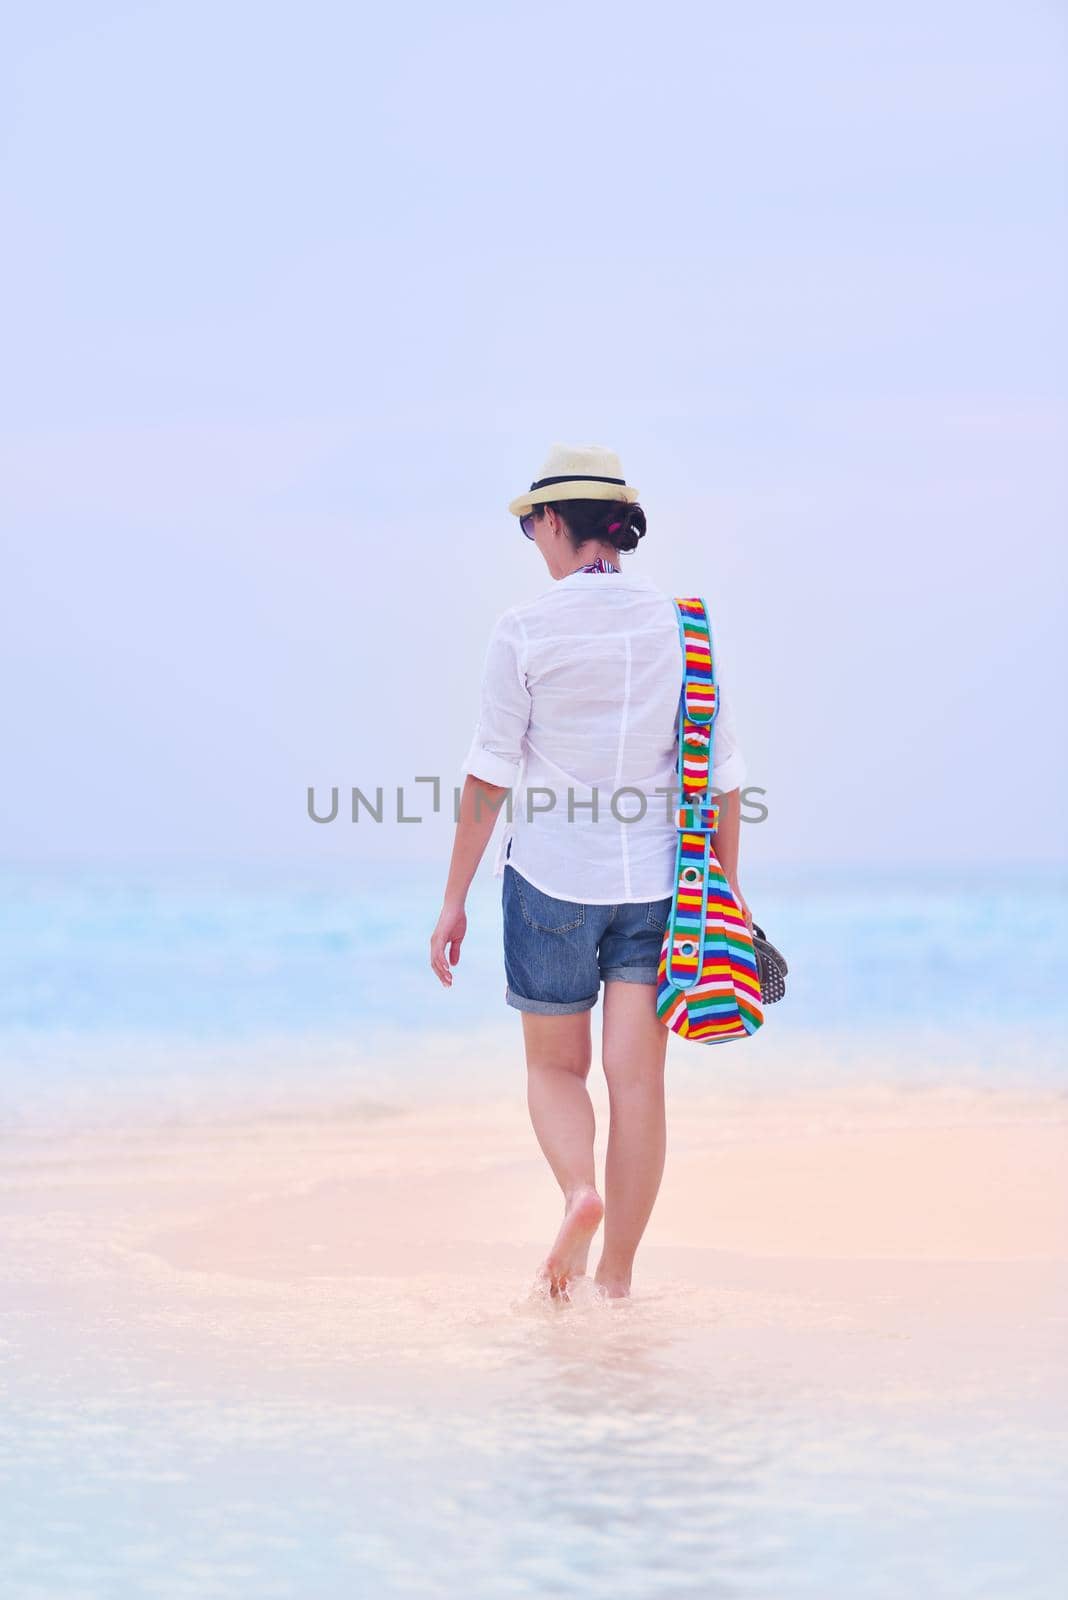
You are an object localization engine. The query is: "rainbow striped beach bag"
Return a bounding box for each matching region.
[655,597,765,1044]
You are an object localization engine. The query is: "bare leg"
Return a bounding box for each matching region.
[521,1009,604,1298]
[595,981,669,1298]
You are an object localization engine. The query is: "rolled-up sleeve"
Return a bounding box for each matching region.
[709,637,748,794]
[459,610,531,788]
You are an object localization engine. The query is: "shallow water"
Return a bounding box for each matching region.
[2,861,1066,1596]
[4,1260,1065,1599]
[4,1082,1067,1600]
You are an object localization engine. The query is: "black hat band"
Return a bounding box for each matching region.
[529,473,628,491]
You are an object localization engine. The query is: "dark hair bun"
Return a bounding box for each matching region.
[604,502,646,553]
[542,496,649,556]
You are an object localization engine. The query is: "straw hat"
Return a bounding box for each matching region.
[507,442,640,518]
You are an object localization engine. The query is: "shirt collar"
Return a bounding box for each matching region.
[556,566,660,591]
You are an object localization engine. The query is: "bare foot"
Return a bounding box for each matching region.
[537,1184,605,1299]
[594,1275,631,1301]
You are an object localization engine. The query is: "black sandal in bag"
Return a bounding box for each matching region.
[751,924,788,1004]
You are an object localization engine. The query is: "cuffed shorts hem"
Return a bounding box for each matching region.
[600,965,660,985]
[505,986,599,1015]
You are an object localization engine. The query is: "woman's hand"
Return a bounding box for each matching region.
[430,899,468,987]
[730,879,754,935]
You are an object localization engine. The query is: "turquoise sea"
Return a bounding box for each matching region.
[2,858,1065,1126]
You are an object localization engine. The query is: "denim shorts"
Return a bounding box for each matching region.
[502,862,672,1015]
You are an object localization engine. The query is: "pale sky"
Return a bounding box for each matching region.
[2,1,1065,872]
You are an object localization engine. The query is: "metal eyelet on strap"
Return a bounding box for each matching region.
[679,941,697,957]
[681,867,701,884]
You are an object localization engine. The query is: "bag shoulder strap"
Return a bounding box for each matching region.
[672,596,718,798]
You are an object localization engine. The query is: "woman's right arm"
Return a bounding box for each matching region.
[711,786,752,931]
[708,635,752,929]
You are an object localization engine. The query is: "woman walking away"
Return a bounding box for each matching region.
[430,443,751,1302]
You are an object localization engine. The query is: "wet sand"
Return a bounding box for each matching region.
[5,1078,1066,1376]
[3,1075,1067,1596]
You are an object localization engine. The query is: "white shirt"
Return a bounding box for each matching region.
[459,567,747,904]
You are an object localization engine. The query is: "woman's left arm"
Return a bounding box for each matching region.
[430,775,509,987]
[430,611,531,988]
